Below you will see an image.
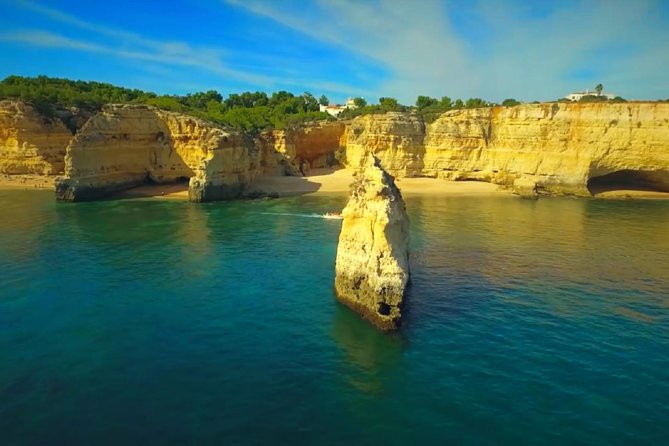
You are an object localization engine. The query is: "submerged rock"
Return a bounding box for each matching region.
[334,155,410,330]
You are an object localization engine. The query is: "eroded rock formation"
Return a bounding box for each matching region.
[55,104,259,202]
[345,103,669,196]
[334,155,410,330]
[53,105,346,202]
[0,101,73,175]
[260,122,345,176]
[4,99,668,200]
[342,112,425,177]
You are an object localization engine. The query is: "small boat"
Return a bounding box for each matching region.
[322,212,343,220]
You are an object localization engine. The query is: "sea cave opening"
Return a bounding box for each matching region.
[587,169,669,195]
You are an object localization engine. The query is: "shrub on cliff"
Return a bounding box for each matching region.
[579,95,608,103]
[416,95,438,109]
[353,97,367,107]
[379,97,401,112]
[502,98,521,107]
[0,75,332,133]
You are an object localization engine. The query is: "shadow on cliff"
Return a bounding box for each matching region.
[247,167,351,198]
[587,169,669,195]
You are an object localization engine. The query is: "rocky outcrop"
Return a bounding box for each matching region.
[0,101,73,175]
[54,106,346,202]
[344,103,669,196]
[334,155,410,330]
[5,100,668,200]
[259,122,345,176]
[55,105,259,202]
[342,112,425,177]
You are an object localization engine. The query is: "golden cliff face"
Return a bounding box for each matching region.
[56,105,258,202]
[260,122,345,175]
[342,112,425,177]
[54,107,345,202]
[0,101,73,175]
[346,103,669,196]
[334,155,410,331]
[4,100,668,200]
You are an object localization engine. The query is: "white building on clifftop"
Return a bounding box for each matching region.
[319,98,359,117]
[565,89,615,101]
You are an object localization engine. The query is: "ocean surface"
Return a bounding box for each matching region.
[1,190,668,445]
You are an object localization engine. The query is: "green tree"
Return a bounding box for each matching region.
[269,91,294,107]
[502,98,520,107]
[454,99,464,109]
[318,94,329,106]
[465,98,487,108]
[440,96,452,109]
[415,95,438,109]
[595,83,603,96]
[302,92,319,112]
[379,97,400,111]
[353,97,367,107]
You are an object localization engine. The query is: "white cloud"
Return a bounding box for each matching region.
[5,1,368,96]
[229,0,669,102]
[5,0,668,101]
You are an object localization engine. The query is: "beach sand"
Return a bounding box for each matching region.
[0,174,56,190]
[101,168,516,200]
[249,168,513,197]
[113,183,190,200]
[592,189,669,199]
[3,169,668,200]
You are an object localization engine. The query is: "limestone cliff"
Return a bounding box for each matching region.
[342,112,425,177]
[5,100,668,200]
[345,103,669,196]
[334,155,410,331]
[259,122,345,176]
[56,105,258,202]
[0,101,73,175]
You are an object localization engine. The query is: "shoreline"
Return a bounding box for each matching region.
[2,170,669,200]
[0,174,56,190]
[248,168,516,198]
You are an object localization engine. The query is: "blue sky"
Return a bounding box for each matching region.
[1,0,668,104]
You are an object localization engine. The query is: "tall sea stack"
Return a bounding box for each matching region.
[334,155,410,330]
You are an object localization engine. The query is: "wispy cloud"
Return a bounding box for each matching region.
[3,0,668,101]
[229,0,669,101]
[227,0,468,100]
[0,28,273,85]
[3,0,369,96]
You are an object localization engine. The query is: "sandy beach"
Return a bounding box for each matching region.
[249,168,513,197]
[0,174,56,190]
[3,169,668,200]
[102,168,516,200]
[592,189,669,199]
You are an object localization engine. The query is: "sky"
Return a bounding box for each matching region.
[0,0,668,104]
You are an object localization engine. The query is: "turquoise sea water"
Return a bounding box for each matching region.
[1,190,669,445]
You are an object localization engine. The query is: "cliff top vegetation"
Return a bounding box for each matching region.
[2,75,664,131]
[0,75,332,133]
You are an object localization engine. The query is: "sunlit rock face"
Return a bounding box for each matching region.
[261,122,346,176]
[334,155,410,331]
[0,101,73,175]
[343,103,669,196]
[6,99,668,200]
[55,104,259,202]
[342,112,425,178]
[53,105,346,202]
